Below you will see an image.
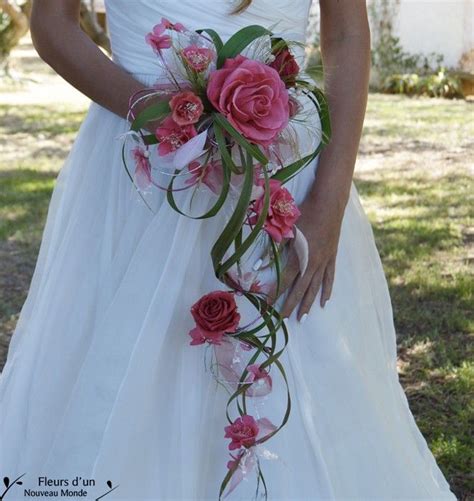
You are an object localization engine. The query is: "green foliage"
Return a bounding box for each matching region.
[367,0,457,97]
[0,11,17,60]
[383,68,463,98]
[372,32,446,79]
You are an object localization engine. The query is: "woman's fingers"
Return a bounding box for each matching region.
[280,270,314,319]
[297,267,324,321]
[267,246,337,320]
[320,257,336,307]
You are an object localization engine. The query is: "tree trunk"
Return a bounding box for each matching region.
[0,0,31,74]
[0,0,110,77]
[79,0,110,54]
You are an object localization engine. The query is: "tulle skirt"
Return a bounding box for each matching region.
[0,96,456,500]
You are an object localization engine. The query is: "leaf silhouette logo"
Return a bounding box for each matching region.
[95,479,119,500]
[1,473,26,500]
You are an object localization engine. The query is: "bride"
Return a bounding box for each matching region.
[0,0,456,500]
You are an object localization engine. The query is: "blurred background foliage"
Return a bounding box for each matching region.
[306,0,472,99]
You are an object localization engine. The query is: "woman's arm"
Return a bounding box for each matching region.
[274,0,371,320]
[313,0,371,216]
[30,0,146,118]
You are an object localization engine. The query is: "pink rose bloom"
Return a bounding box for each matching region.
[188,291,241,346]
[249,179,301,243]
[132,147,152,190]
[182,45,215,72]
[269,48,300,88]
[185,160,224,194]
[207,55,290,146]
[169,91,204,126]
[155,116,197,156]
[224,415,259,450]
[145,25,172,54]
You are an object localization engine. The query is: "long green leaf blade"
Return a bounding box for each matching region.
[196,28,224,53]
[217,25,272,68]
[131,101,171,132]
[213,113,268,165]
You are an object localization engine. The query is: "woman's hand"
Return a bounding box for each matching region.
[269,188,345,322]
[266,0,371,322]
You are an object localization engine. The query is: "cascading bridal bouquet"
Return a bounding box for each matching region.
[121,17,331,500]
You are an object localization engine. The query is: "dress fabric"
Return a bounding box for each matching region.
[0,1,457,500]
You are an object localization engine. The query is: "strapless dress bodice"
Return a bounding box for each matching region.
[105,0,312,76]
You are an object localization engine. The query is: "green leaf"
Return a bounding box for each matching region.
[210,150,254,275]
[166,161,231,220]
[131,100,171,132]
[270,238,281,298]
[257,462,268,499]
[196,28,224,53]
[142,134,159,145]
[295,79,332,144]
[217,25,272,68]
[213,113,268,165]
[271,146,322,184]
[213,123,243,175]
[215,160,270,276]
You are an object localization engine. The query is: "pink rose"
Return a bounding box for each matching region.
[249,179,301,243]
[182,45,215,72]
[185,160,224,194]
[224,415,259,450]
[169,91,204,126]
[188,291,240,346]
[207,55,290,146]
[131,147,152,190]
[269,48,300,88]
[155,116,197,156]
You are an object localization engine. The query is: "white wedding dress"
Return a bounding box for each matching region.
[0,1,457,500]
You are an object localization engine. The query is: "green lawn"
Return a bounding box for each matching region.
[0,93,472,499]
[358,94,473,498]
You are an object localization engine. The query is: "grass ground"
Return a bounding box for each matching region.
[0,39,473,499]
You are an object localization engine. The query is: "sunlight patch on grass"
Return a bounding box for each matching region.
[357,94,473,498]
